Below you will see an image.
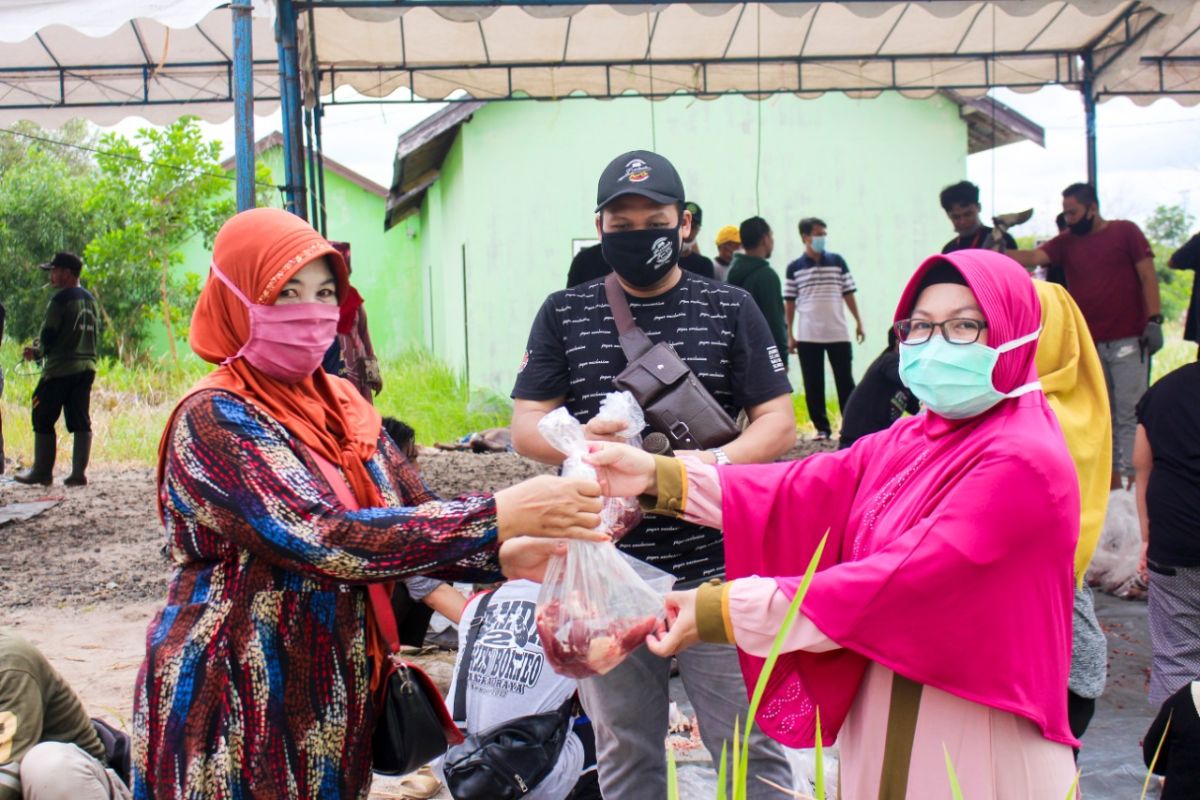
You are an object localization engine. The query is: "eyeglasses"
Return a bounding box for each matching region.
[894,318,988,345]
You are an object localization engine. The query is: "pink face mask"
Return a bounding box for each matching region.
[210,261,339,384]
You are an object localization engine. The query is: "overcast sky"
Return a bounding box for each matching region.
[104,84,1200,240]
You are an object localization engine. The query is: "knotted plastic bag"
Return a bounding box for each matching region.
[536,393,644,540]
[534,396,665,678]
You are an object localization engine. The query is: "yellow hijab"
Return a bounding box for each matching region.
[1034,280,1112,585]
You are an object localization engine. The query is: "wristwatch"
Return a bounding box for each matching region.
[1148,314,1164,324]
[709,448,731,465]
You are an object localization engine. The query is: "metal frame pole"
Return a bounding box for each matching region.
[1082,51,1098,190]
[231,0,256,212]
[275,0,308,218]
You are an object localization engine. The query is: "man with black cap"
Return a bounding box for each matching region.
[678,201,715,279]
[511,151,795,798]
[14,252,98,487]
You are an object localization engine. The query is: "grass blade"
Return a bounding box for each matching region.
[744,533,830,730]
[1063,769,1080,800]
[667,746,679,800]
[1141,711,1171,800]
[814,708,825,800]
[716,740,728,800]
[943,743,964,800]
[732,715,743,800]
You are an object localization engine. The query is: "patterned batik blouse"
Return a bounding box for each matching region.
[133,390,500,799]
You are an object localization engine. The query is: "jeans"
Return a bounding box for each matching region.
[795,341,855,435]
[1095,337,1147,477]
[577,642,792,799]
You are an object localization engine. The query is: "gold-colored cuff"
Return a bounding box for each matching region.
[696,579,733,645]
[639,455,687,517]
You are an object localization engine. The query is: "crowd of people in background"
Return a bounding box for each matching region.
[1,147,1198,800]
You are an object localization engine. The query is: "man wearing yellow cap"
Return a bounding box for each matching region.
[713,224,740,281]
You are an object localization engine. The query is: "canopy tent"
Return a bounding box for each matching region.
[300,0,1200,105]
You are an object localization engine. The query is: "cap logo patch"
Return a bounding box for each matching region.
[644,236,675,270]
[620,158,652,184]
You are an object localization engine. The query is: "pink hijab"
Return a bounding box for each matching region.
[721,250,1079,748]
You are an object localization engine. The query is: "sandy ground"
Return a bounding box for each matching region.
[0,442,1160,799]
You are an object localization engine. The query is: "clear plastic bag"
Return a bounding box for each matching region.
[535,541,667,678]
[537,395,644,540]
[534,394,664,678]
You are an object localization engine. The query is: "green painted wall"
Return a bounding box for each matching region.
[420,92,967,396]
[161,145,425,361]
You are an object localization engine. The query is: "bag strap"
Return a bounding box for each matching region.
[308,449,403,657]
[453,589,497,725]
[603,273,655,360]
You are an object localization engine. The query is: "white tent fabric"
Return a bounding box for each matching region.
[0,0,279,126]
[301,0,1200,106]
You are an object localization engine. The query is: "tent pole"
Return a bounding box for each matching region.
[306,6,330,238]
[275,0,307,218]
[231,0,256,212]
[1082,51,1098,190]
[303,106,320,225]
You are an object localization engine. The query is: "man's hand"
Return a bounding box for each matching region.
[1142,320,1164,356]
[855,322,865,345]
[585,442,657,497]
[499,538,568,583]
[494,476,607,542]
[645,589,701,657]
[584,417,632,444]
[788,334,797,354]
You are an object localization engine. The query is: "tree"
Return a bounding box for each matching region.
[84,118,238,364]
[0,121,102,345]
[1143,203,1196,326]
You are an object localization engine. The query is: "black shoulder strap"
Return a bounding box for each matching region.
[603,273,655,360]
[453,589,496,725]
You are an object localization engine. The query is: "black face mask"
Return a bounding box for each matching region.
[1068,213,1094,236]
[601,227,680,288]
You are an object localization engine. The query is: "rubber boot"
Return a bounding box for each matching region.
[14,432,56,486]
[63,433,92,487]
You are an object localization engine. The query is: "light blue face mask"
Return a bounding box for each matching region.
[899,326,1043,419]
[810,236,827,253]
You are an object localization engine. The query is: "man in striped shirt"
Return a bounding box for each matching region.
[784,217,865,440]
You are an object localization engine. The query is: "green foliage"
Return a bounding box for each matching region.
[1143,204,1196,327]
[0,122,104,344]
[83,117,237,362]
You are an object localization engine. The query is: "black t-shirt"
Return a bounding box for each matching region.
[679,251,715,279]
[1171,232,1200,342]
[837,350,919,449]
[1136,362,1200,567]
[941,226,1018,254]
[513,273,792,585]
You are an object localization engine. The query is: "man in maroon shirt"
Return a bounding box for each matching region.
[1009,182,1162,489]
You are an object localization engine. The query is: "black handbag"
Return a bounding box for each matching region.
[604,273,741,451]
[443,591,576,799]
[368,583,465,776]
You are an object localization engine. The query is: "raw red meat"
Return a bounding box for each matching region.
[536,599,660,679]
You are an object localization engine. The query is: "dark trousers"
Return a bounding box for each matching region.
[1067,690,1095,760]
[795,341,855,435]
[31,370,95,434]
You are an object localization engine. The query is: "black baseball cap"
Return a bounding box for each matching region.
[38,252,83,274]
[684,201,702,228]
[595,150,686,212]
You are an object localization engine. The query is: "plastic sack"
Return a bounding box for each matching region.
[537,395,644,540]
[535,541,666,678]
[1086,489,1143,595]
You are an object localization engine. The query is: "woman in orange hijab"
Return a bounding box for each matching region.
[132,209,603,800]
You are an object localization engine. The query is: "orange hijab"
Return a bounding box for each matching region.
[157,208,383,509]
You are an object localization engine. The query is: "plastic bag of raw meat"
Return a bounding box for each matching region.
[537,396,644,540]
[535,539,667,678]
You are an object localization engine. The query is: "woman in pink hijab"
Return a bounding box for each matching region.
[587,250,1080,798]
